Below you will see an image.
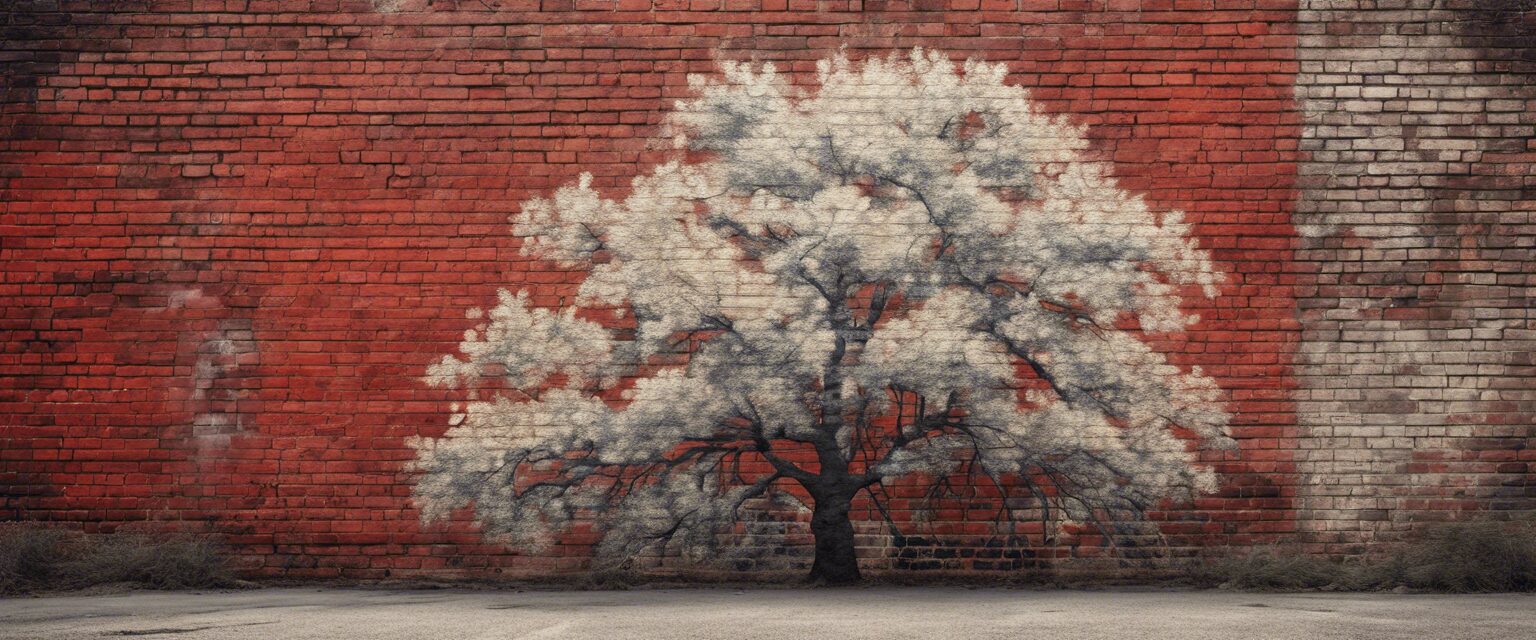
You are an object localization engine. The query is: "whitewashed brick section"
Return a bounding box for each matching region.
[1295,0,1536,550]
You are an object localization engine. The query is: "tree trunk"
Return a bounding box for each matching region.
[808,490,861,585]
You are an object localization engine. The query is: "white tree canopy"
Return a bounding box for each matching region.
[410,49,1234,565]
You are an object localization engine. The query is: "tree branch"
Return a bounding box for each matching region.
[740,400,817,484]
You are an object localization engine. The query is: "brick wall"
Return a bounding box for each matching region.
[0,0,1529,579]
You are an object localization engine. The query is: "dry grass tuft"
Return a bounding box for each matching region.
[1358,522,1536,593]
[0,524,74,594]
[0,524,236,594]
[1197,548,1348,590]
[1199,522,1536,593]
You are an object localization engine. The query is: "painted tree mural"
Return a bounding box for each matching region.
[410,49,1234,584]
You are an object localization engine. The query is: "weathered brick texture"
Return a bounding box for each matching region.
[0,0,1528,579]
[1293,0,1536,553]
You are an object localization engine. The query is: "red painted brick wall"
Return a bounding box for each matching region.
[1,0,1528,579]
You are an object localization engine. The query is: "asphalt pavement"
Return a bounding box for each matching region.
[1,586,1532,639]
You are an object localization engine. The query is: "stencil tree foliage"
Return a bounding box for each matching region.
[410,49,1234,582]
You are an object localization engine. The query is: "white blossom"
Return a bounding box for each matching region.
[410,49,1233,568]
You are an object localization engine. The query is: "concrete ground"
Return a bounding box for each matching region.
[1,587,1532,640]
